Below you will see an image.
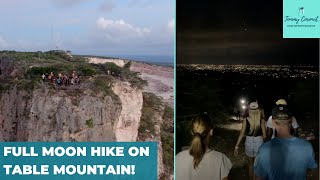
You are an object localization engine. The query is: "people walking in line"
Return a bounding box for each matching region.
[234,101,266,180]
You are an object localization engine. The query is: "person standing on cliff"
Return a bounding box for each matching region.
[72,70,76,78]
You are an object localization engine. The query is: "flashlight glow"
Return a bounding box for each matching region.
[240,99,245,104]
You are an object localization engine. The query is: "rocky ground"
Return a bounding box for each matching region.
[130,62,174,108]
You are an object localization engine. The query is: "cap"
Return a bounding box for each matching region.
[276,99,287,105]
[272,105,292,120]
[249,102,259,110]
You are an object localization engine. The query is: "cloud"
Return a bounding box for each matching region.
[168,18,174,32]
[85,17,175,55]
[96,17,151,39]
[99,0,115,12]
[52,0,90,7]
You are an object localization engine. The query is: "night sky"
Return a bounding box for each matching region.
[177,0,319,65]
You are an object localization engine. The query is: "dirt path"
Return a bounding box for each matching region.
[214,120,248,179]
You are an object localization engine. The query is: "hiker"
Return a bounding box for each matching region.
[234,101,266,180]
[77,76,80,85]
[176,114,233,180]
[72,70,76,78]
[254,105,317,180]
[57,77,62,86]
[42,74,45,81]
[63,75,68,85]
[266,99,299,140]
[75,76,79,85]
[70,78,74,85]
[65,74,70,85]
[52,77,56,85]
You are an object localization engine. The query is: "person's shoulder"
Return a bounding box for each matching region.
[292,116,298,122]
[176,150,190,159]
[207,150,230,161]
[258,140,273,152]
[294,137,312,146]
[207,149,224,156]
[267,116,272,121]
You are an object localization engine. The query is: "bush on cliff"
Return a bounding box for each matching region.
[139,93,162,136]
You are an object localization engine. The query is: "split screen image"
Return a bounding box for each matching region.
[0,0,319,180]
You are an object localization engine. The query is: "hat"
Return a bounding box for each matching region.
[249,102,259,110]
[272,105,292,120]
[276,99,287,105]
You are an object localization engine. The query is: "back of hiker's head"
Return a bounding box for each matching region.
[272,105,292,126]
[248,101,261,122]
[276,99,287,106]
[189,113,213,169]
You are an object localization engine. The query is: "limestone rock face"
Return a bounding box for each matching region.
[112,82,143,142]
[0,84,142,142]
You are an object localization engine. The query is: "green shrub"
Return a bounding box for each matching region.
[85,118,94,128]
[139,93,163,135]
[161,131,174,170]
[93,76,120,103]
[96,62,121,75]
[78,66,96,76]
[93,76,113,93]
[123,61,132,69]
[26,66,57,77]
[161,105,174,172]
[17,79,35,91]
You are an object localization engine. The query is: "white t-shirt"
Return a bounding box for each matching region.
[176,149,232,180]
[266,116,299,139]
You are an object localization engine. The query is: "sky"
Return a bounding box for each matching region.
[0,0,174,60]
[177,0,319,65]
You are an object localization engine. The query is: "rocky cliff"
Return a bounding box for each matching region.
[0,82,145,142]
[0,52,173,179]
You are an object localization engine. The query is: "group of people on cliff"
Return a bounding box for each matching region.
[176,99,317,180]
[41,71,80,86]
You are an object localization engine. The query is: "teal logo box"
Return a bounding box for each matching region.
[283,0,320,38]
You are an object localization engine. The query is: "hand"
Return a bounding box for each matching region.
[234,146,239,156]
